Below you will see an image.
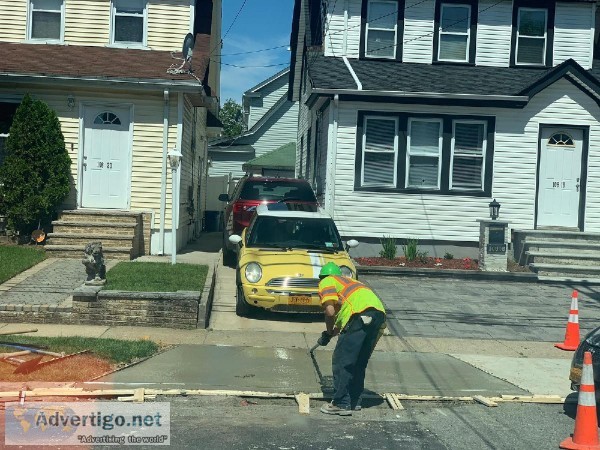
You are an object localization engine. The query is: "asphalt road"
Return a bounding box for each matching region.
[102,396,579,450]
[362,275,600,341]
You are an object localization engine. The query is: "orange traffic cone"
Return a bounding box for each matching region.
[555,290,580,351]
[560,351,600,449]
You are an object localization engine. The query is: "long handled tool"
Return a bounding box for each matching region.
[309,332,332,389]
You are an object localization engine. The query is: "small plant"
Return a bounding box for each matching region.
[462,257,473,269]
[379,235,397,260]
[402,238,419,262]
[444,252,454,260]
[417,250,429,263]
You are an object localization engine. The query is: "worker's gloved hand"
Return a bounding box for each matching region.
[317,330,332,346]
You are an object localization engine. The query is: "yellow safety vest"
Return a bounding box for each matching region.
[318,275,386,329]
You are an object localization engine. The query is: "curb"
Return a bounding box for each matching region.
[357,265,539,282]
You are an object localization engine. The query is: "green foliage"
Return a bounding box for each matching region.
[402,238,419,262]
[0,335,159,364]
[444,252,454,260]
[417,250,429,263]
[0,245,46,284]
[105,261,208,292]
[219,98,245,138]
[379,235,397,260]
[0,94,71,236]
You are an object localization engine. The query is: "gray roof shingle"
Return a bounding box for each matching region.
[308,55,600,97]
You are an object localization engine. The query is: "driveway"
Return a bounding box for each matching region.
[362,275,600,342]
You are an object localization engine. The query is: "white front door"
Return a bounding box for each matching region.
[537,127,583,228]
[81,106,131,209]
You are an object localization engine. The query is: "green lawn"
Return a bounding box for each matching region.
[104,261,208,292]
[0,245,46,284]
[0,335,159,364]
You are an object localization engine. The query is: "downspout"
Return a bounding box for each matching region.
[343,56,362,90]
[175,92,184,249]
[330,94,339,219]
[159,89,169,255]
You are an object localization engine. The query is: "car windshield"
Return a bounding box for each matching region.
[247,216,343,251]
[239,180,317,202]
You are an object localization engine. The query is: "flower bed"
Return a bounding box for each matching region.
[355,256,478,270]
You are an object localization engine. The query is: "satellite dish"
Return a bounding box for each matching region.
[182,33,195,61]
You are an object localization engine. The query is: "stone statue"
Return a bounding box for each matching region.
[82,241,106,285]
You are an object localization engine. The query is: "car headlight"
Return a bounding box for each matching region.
[245,262,262,283]
[340,265,353,278]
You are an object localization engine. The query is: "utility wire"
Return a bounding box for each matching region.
[211,0,250,57]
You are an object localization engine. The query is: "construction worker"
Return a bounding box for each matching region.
[317,262,386,416]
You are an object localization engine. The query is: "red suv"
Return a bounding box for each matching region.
[219,176,318,265]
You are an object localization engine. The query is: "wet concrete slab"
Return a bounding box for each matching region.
[98,345,527,397]
[311,350,529,397]
[101,345,321,393]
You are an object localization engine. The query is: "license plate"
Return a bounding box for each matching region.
[289,296,311,305]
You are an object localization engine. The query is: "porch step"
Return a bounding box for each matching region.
[525,251,600,266]
[515,229,600,244]
[529,263,600,279]
[58,210,141,224]
[45,245,134,260]
[51,221,137,236]
[45,209,147,260]
[536,276,600,285]
[46,233,134,247]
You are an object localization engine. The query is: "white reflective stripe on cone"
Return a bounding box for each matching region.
[569,314,579,323]
[578,391,597,407]
[581,366,595,386]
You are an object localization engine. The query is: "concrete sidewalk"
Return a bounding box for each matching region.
[0,322,575,398]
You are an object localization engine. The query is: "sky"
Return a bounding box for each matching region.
[218,0,295,104]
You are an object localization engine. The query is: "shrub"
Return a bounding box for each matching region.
[444,252,454,260]
[402,238,419,262]
[0,94,71,236]
[379,235,397,260]
[417,250,429,263]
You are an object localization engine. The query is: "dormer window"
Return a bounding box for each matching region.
[516,8,547,65]
[361,0,404,60]
[434,0,477,64]
[511,2,554,67]
[29,0,64,42]
[111,0,147,46]
[439,4,470,61]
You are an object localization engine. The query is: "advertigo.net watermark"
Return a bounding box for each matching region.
[5,402,170,446]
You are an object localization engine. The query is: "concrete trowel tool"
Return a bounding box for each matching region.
[309,341,326,387]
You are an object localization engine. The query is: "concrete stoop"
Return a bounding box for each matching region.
[45,209,152,260]
[513,229,600,284]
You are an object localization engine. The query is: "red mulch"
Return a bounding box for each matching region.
[0,354,114,383]
[355,256,479,270]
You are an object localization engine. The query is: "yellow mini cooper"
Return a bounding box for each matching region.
[228,204,358,316]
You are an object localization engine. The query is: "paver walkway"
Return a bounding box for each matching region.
[0,259,85,308]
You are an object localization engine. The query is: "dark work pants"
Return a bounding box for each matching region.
[331,308,386,409]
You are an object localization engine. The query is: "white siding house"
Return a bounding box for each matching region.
[0,0,222,256]
[290,0,600,260]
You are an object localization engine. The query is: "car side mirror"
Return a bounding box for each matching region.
[229,235,242,245]
[218,193,229,202]
[345,239,359,251]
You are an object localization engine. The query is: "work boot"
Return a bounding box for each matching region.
[320,402,352,416]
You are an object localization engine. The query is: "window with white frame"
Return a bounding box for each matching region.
[516,8,547,65]
[438,4,471,62]
[29,0,64,41]
[365,0,398,58]
[451,121,486,190]
[406,119,442,189]
[112,0,147,45]
[361,116,398,186]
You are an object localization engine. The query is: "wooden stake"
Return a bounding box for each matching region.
[473,395,498,407]
[133,388,145,403]
[385,393,405,410]
[294,393,310,415]
[0,329,38,336]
